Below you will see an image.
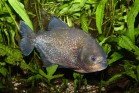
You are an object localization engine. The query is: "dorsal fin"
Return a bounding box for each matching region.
[48,16,69,30]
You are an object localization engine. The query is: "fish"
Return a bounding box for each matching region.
[19,17,108,73]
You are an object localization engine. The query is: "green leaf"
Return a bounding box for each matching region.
[107,52,123,65]
[127,70,138,82]
[5,49,23,65]
[39,69,48,78]
[99,36,109,46]
[135,27,139,36]
[0,48,7,56]
[0,67,8,77]
[123,62,138,82]
[114,23,125,31]
[8,0,33,30]
[20,60,29,70]
[117,35,139,56]
[73,72,84,91]
[58,4,69,15]
[50,74,64,80]
[137,65,139,82]
[127,0,139,42]
[66,16,73,27]
[118,36,133,50]
[80,13,89,32]
[2,0,19,30]
[27,74,43,82]
[102,43,111,55]
[96,0,108,34]
[0,44,24,65]
[73,72,84,79]
[10,29,16,47]
[105,73,123,85]
[46,65,58,76]
[0,62,6,66]
[69,4,81,13]
[5,56,16,65]
[39,65,63,83]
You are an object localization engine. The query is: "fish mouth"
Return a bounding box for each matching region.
[75,61,108,73]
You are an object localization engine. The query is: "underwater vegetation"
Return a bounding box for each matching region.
[0,0,139,92]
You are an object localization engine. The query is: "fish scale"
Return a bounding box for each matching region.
[35,29,82,68]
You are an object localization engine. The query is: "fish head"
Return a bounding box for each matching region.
[75,39,108,73]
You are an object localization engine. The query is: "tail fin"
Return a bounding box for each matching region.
[19,21,35,56]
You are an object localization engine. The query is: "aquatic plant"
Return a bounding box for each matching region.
[0,0,139,92]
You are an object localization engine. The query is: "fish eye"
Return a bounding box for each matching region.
[90,55,96,61]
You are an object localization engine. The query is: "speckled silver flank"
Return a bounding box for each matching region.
[33,28,107,73]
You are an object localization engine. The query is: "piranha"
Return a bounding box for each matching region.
[19,17,108,73]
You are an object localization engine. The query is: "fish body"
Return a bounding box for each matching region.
[19,17,107,73]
